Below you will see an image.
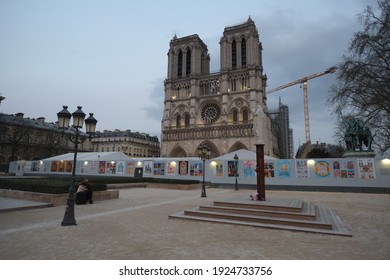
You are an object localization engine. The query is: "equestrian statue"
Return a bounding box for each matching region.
[343,117,373,152]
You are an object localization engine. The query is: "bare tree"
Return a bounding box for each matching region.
[329,0,390,155]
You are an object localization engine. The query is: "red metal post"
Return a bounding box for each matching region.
[255,144,266,201]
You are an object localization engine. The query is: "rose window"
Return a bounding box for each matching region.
[201,103,221,123]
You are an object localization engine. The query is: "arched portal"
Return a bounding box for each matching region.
[229,142,248,153]
[170,146,187,157]
[195,140,221,159]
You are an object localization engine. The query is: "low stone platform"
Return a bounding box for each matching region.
[169,196,352,237]
[0,189,119,206]
[0,197,53,213]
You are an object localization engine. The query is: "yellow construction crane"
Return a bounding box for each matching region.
[267,66,337,144]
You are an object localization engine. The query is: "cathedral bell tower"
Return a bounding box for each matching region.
[161,17,273,158]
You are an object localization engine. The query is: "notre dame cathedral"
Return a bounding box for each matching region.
[161,17,279,158]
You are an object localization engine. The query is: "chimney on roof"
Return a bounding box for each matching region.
[37,117,45,125]
[15,112,24,120]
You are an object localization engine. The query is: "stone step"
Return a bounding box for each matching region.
[315,205,352,234]
[0,202,53,213]
[213,199,303,213]
[169,211,352,237]
[183,208,333,230]
[169,197,352,237]
[199,202,316,221]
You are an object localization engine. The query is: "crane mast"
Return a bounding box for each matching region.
[267,66,336,144]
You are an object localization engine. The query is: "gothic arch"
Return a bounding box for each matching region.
[198,97,220,107]
[195,140,221,159]
[174,47,184,54]
[229,142,248,153]
[229,35,237,44]
[172,104,190,118]
[170,145,187,157]
[228,97,249,111]
[227,98,250,123]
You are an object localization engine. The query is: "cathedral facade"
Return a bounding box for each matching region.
[161,17,277,158]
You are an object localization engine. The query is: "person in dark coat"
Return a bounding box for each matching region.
[77,178,93,204]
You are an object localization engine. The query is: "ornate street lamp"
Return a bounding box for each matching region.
[234,154,239,191]
[57,106,97,226]
[197,144,211,197]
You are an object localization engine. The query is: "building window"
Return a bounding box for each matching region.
[186,49,191,76]
[184,113,190,127]
[176,115,181,128]
[230,77,237,92]
[241,76,248,90]
[201,103,221,124]
[241,38,246,67]
[233,109,238,123]
[178,50,183,78]
[243,108,249,123]
[232,40,237,68]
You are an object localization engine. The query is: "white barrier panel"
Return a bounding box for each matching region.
[14,156,390,189]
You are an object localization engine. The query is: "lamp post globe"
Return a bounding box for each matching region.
[57,106,71,130]
[85,113,98,134]
[71,106,86,128]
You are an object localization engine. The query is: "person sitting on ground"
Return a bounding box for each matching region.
[77,178,93,204]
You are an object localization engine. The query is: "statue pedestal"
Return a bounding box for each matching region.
[343,150,376,158]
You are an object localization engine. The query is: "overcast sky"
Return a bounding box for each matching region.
[0,0,377,154]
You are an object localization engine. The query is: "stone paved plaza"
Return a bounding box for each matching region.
[0,187,389,260]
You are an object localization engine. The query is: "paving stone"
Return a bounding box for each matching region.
[0,188,389,260]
